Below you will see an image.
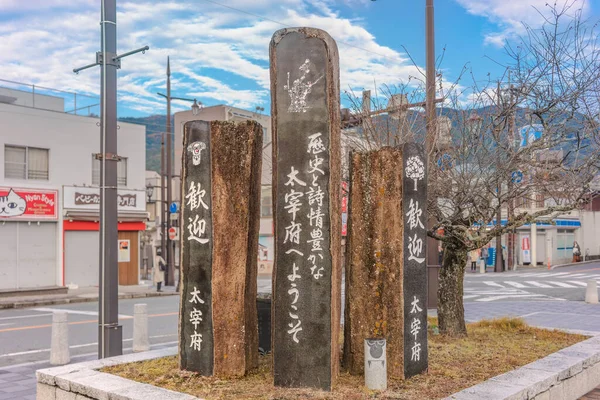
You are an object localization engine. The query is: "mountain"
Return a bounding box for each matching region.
[119,115,173,173]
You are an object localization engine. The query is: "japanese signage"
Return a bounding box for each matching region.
[179,121,214,374]
[118,240,130,262]
[0,187,58,220]
[63,186,145,212]
[522,235,531,264]
[402,143,428,378]
[271,27,340,390]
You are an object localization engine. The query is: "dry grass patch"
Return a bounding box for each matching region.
[104,317,586,399]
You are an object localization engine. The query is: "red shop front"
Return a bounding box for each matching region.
[62,186,147,287]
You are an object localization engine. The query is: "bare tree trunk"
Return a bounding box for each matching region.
[437,244,467,336]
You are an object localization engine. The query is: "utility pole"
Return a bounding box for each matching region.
[495,80,504,273]
[73,0,148,358]
[425,0,436,159]
[425,0,441,268]
[160,131,167,273]
[157,57,200,286]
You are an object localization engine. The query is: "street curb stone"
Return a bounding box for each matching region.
[446,335,600,399]
[1,292,179,310]
[36,347,198,400]
[36,336,600,400]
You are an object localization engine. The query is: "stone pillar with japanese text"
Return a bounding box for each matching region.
[402,142,428,378]
[270,27,341,390]
[179,120,262,377]
[343,143,428,380]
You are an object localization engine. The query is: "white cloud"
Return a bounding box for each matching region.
[0,0,426,116]
[455,0,591,46]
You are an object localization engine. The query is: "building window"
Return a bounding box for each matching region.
[92,155,127,187]
[4,145,49,180]
[262,127,270,145]
[261,187,272,217]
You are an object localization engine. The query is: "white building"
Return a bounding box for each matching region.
[0,87,147,290]
[174,105,274,274]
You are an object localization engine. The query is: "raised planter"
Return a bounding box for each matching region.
[36,335,600,400]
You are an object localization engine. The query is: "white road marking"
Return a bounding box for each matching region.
[32,308,132,319]
[524,281,553,288]
[483,281,506,288]
[0,334,177,358]
[0,313,52,321]
[547,281,577,288]
[463,295,480,299]
[476,294,547,302]
[566,281,589,287]
[0,323,15,327]
[504,281,527,288]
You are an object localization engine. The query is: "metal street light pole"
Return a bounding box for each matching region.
[73,0,149,358]
[425,0,441,268]
[157,60,201,286]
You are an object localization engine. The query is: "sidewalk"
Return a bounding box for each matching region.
[0,284,179,310]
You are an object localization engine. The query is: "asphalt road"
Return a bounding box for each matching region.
[1,262,598,368]
[463,262,600,302]
[0,296,179,368]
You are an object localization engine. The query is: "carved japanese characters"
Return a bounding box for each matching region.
[179,120,262,377]
[270,27,341,390]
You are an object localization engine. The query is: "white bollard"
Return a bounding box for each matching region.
[50,311,70,365]
[585,280,599,304]
[479,259,486,274]
[364,339,387,391]
[133,304,150,352]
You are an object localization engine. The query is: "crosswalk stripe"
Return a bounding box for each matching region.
[565,273,589,278]
[476,294,546,302]
[566,281,588,287]
[549,272,571,277]
[504,281,527,288]
[547,281,577,288]
[525,281,553,288]
[463,295,480,299]
[483,281,505,288]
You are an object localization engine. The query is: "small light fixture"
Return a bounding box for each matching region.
[146,183,154,202]
[191,99,201,116]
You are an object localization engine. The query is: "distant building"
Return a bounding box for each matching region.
[174,105,274,274]
[0,84,147,290]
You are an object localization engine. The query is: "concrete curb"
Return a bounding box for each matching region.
[445,335,600,399]
[0,291,179,310]
[551,260,598,270]
[36,335,600,400]
[36,347,200,400]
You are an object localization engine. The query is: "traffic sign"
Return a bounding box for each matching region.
[168,227,179,241]
[169,202,178,213]
[511,170,524,184]
[170,212,179,221]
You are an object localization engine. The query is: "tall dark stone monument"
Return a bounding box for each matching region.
[402,142,428,378]
[179,120,262,377]
[343,143,428,380]
[270,27,341,390]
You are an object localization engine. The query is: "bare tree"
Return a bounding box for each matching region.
[344,1,600,336]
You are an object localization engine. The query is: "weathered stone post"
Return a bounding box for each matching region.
[50,311,70,366]
[270,27,341,390]
[179,120,262,377]
[343,143,428,380]
[133,303,149,352]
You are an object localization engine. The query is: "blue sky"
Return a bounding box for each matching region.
[0,0,597,118]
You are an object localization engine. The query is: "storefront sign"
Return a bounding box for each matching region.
[0,187,58,220]
[63,186,145,212]
[118,239,131,262]
[522,235,531,264]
